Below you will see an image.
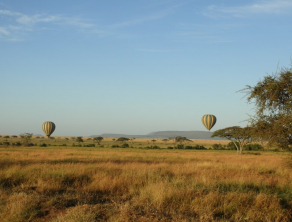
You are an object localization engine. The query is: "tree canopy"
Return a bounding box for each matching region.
[93,136,103,145]
[242,66,292,148]
[211,126,252,154]
[117,137,130,142]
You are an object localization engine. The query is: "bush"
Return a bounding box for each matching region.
[121,143,129,148]
[72,143,82,147]
[83,144,95,147]
[39,143,47,147]
[76,137,83,143]
[111,144,120,148]
[188,145,207,150]
[212,143,224,150]
[13,142,22,146]
[244,143,264,151]
[226,142,239,150]
[3,142,10,146]
[145,145,160,149]
[167,146,174,149]
[176,144,185,149]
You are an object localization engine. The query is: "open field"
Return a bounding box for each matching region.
[0,136,292,221]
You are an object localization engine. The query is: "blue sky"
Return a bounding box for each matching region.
[1,0,292,136]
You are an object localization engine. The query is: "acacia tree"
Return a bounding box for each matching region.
[20,133,33,146]
[211,126,252,154]
[173,136,192,149]
[241,66,292,148]
[93,136,103,145]
[75,137,83,143]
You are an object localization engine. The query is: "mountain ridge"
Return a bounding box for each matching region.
[90,131,225,140]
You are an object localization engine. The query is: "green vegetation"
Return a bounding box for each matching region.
[242,65,292,148]
[211,126,252,154]
[116,137,130,142]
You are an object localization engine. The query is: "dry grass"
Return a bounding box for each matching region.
[0,146,291,221]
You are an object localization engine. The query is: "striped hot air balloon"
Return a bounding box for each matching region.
[42,121,56,138]
[202,115,216,131]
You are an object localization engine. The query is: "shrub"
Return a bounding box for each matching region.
[83,144,95,147]
[111,144,120,148]
[167,146,174,149]
[212,143,224,150]
[121,143,129,148]
[3,142,10,146]
[145,145,160,149]
[13,142,22,146]
[76,137,83,143]
[39,143,47,147]
[244,143,264,151]
[193,145,207,150]
[176,144,185,149]
[226,142,239,150]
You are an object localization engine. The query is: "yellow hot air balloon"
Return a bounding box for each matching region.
[202,115,216,131]
[42,121,56,138]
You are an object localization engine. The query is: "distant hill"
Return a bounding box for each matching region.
[90,131,225,140]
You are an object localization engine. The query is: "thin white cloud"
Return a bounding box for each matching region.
[205,0,292,18]
[111,4,184,28]
[16,14,61,25]
[0,27,10,35]
[0,9,95,41]
[0,9,21,16]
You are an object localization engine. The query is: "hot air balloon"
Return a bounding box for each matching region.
[42,121,56,138]
[202,115,216,131]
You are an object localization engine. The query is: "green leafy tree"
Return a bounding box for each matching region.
[75,137,83,143]
[117,137,130,142]
[242,65,292,148]
[211,126,252,154]
[93,136,103,145]
[20,133,33,147]
[3,136,10,141]
[173,136,191,149]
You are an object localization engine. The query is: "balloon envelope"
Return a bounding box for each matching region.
[202,115,216,131]
[42,121,56,138]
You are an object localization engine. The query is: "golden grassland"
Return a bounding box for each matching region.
[0,137,291,221]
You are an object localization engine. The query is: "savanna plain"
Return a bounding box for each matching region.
[0,137,292,221]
